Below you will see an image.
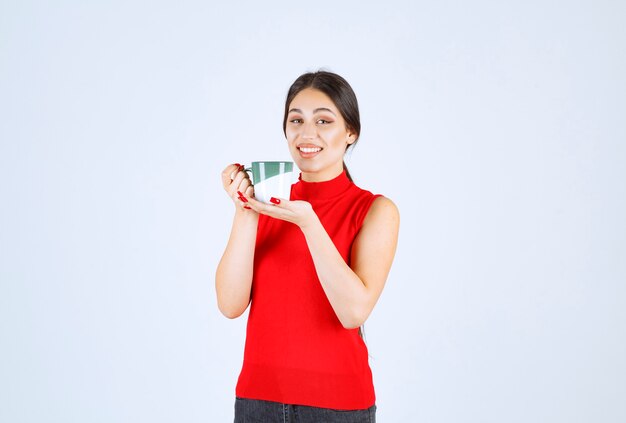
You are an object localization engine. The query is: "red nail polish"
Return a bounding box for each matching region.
[239,196,248,203]
[234,163,241,167]
[270,197,280,205]
[244,205,251,209]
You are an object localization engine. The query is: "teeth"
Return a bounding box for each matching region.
[300,147,322,153]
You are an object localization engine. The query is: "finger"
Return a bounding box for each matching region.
[236,176,252,195]
[244,195,270,213]
[221,163,243,188]
[239,198,253,211]
[268,196,288,207]
[228,170,248,195]
[221,163,241,180]
[235,189,253,209]
[232,190,252,210]
[247,196,289,220]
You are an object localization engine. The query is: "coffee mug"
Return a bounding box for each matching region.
[245,161,294,204]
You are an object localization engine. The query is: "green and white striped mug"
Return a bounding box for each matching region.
[245,161,294,204]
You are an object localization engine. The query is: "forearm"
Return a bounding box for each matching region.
[215,210,259,318]
[300,218,369,329]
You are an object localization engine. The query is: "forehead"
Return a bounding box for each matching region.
[289,88,338,112]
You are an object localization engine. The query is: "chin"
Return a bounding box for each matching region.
[294,161,321,174]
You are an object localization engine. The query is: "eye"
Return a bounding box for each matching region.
[289,118,303,124]
[317,119,333,124]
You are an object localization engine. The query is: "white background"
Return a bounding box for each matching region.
[1,1,625,422]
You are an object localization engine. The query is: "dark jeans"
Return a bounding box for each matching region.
[234,397,376,423]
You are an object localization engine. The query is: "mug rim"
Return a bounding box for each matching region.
[250,160,293,164]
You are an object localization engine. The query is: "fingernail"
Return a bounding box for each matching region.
[237,191,248,202]
[234,163,241,167]
[244,205,251,209]
[270,197,280,205]
[239,165,245,171]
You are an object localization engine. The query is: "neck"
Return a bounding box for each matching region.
[300,163,345,183]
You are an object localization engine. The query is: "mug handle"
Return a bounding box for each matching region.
[243,168,257,199]
[243,167,254,185]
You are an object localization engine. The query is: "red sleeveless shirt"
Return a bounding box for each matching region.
[235,171,380,410]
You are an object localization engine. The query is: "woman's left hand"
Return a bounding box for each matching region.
[240,194,318,229]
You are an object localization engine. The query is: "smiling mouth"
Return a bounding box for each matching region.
[298,147,323,153]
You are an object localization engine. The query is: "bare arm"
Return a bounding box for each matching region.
[243,195,400,329]
[301,197,400,328]
[215,164,259,318]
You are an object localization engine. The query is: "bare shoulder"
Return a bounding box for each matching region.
[363,196,400,227]
[351,195,400,284]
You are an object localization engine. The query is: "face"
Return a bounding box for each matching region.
[285,88,355,182]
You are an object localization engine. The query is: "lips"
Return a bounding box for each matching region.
[297,144,323,158]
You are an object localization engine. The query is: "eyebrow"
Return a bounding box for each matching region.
[288,107,337,116]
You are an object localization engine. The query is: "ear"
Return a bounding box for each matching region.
[346,131,356,145]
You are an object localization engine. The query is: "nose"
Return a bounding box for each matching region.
[301,121,317,140]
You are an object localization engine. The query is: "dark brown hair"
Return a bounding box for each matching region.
[282,71,361,181]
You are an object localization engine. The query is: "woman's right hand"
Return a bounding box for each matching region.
[221,163,255,211]
[217,163,259,319]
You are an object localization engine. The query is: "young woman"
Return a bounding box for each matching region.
[217,71,400,422]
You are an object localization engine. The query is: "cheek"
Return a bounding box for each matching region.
[322,128,347,146]
[285,128,298,143]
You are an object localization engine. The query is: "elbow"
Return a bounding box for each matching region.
[341,320,364,330]
[215,276,251,319]
[217,297,249,319]
[220,306,245,319]
[339,308,369,330]
[218,305,246,319]
[224,312,243,319]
